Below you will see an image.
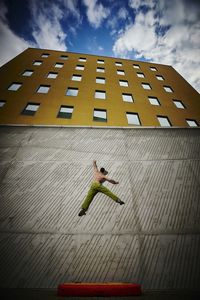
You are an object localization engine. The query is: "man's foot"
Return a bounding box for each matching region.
[116,200,125,205]
[78,209,86,216]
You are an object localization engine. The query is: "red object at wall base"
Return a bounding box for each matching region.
[57,282,142,297]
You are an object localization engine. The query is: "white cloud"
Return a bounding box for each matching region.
[0,1,35,67]
[118,7,129,19]
[129,0,155,10]
[113,0,200,92]
[62,0,81,19]
[83,0,110,28]
[29,0,67,51]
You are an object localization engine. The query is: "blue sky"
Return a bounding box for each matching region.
[0,0,200,92]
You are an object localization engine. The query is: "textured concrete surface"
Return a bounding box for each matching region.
[0,126,200,293]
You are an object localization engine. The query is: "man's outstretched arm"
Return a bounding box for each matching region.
[105,177,119,184]
[93,160,98,171]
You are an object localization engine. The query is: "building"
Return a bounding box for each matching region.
[0,49,200,293]
[0,47,199,127]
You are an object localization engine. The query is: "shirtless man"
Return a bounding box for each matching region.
[78,160,124,216]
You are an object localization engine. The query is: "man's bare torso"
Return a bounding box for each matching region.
[94,170,106,184]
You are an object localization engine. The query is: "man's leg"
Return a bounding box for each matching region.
[97,185,124,204]
[78,184,98,216]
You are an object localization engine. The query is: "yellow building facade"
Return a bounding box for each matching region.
[0,47,199,127]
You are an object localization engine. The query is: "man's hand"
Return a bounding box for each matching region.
[93,160,98,171]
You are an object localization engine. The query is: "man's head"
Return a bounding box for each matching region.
[100,167,108,175]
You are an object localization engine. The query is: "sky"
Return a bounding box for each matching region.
[0,0,200,92]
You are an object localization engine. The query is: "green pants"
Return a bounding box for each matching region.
[81,182,119,211]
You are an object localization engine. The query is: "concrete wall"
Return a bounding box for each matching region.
[0,126,200,290]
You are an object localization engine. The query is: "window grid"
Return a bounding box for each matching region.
[37,85,50,94]
[126,112,141,125]
[119,80,128,87]
[156,75,164,81]
[133,64,140,69]
[21,103,40,116]
[96,77,105,84]
[148,97,160,106]
[95,90,106,99]
[122,93,133,102]
[55,63,64,68]
[150,67,157,71]
[117,70,125,75]
[57,106,74,119]
[173,100,185,109]
[142,83,152,90]
[164,86,173,93]
[66,88,79,97]
[115,62,122,66]
[97,59,104,64]
[96,67,105,73]
[8,83,22,91]
[41,53,49,58]
[0,100,6,107]
[60,55,68,60]
[186,119,198,127]
[93,109,107,122]
[137,73,145,78]
[33,60,42,66]
[72,75,82,81]
[79,57,86,62]
[47,72,58,79]
[157,116,171,127]
[76,65,84,70]
[22,70,34,77]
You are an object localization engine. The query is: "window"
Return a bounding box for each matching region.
[150,67,157,71]
[173,100,185,109]
[66,87,79,96]
[117,70,125,75]
[137,73,145,78]
[33,60,42,66]
[157,116,171,127]
[122,93,133,102]
[148,96,160,106]
[55,62,64,68]
[21,103,40,116]
[133,64,140,69]
[57,106,73,119]
[47,72,58,79]
[60,55,68,60]
[79,57,86,62]
[164,86,173,93]
[8,82,22,91]
[96,77,105,84]
[97,59,104,64]
[96,67,105,73]
[22,70,34,77]
[126,112,141,125]
[95,90,106,99]
[93,109,107,122]
[41,53,49,58]
[72,74,82,81]
[75,65,84,70]
[156,75,164,81]
[115,62,122,66]
[186,119,198,127]
[37,85,50,94]
[142,83,152,90]
[0,100,6,107]
[119,80,128,87]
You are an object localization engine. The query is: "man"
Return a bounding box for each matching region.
[78,160,124,216]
